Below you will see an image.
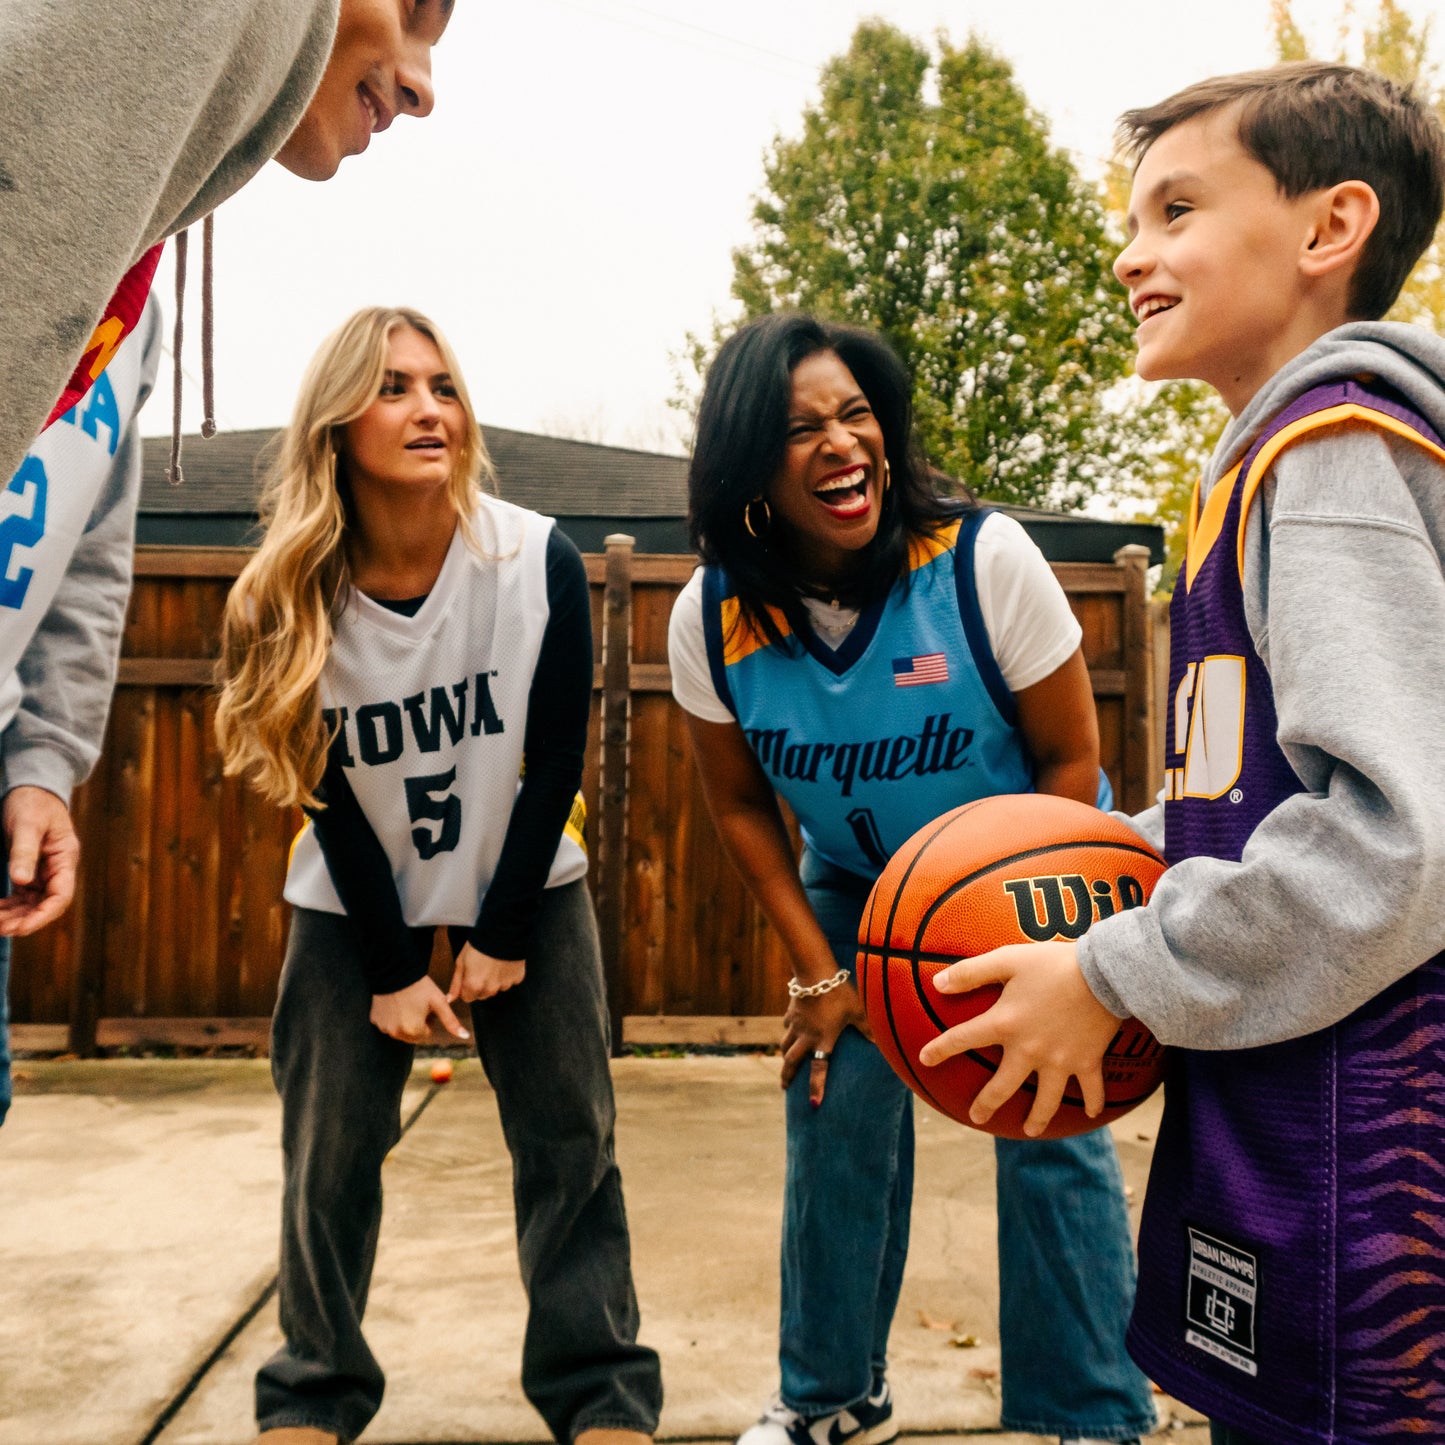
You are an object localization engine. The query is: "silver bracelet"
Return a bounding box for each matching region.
[787,968,851,999]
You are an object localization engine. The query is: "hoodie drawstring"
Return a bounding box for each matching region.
[201,214,216,440]
[164,213,217,485]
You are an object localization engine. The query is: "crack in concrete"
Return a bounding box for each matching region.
[136,1083,444,1445]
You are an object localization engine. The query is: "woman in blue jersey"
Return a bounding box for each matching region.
[216,307,662,1445]
[667,314,1155,1445]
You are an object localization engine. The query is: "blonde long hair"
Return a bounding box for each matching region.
[216,306,495,809]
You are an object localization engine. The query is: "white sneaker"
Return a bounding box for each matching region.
[738,1380,897,1445]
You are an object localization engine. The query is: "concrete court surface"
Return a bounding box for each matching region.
[0,1056,1203,1445]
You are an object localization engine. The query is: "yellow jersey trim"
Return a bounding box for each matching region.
[564,791,588,853]
[906,518,961,572]
[720,596,793,666]
[1184,464,1241,593]
[1185,404,1445,591]
[1235,404,1445,580]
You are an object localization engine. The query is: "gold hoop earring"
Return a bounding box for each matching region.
[744,496,772,540]
[883,458,892,492]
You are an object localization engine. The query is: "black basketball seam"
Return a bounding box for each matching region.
[875,809,986,1114]
[858,871,879,1014]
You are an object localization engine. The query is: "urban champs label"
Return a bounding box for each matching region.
[1185,1227,1259,1376]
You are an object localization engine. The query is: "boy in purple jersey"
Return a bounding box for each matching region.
[916,63,1445,1445]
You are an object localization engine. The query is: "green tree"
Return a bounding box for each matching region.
[1272,0,1445,332]
[706,22,1156,511]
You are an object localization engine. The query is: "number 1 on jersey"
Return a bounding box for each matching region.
[846,807,889,871]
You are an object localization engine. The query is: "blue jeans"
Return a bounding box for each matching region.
[0,933,10,1128]
[781,851,1156,1440]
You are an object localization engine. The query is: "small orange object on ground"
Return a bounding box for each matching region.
[430,1059,454,1084]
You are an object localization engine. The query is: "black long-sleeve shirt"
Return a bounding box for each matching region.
[306,528,593,993]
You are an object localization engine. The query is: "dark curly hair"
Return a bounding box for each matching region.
[688,313,971,645]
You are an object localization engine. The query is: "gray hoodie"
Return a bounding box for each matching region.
[0,298,163,805]
[0,0,338,491]
[1078,322,1445,1050]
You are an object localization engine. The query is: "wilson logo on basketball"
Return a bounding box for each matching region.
[1001,874,1148,942]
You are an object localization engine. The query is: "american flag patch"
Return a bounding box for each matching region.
[893,653,949,687]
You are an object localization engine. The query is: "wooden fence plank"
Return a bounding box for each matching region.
[1114,545,1154,815]
[117,659,215,687]
[7,1014,786,1055]
[622,1015,784,1046]
[133,549,249,578]
[96,1017,272,1049]
[11,1025,70,1052]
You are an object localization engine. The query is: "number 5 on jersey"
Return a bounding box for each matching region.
[405,767,462,858]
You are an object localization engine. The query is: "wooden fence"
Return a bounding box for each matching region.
[11,540,1157,1054]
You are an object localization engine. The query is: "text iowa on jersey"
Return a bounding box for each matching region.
[323,672,505,767]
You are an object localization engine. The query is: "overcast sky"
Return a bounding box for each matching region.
[143,0,1435,454]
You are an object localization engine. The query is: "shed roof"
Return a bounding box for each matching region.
[140,425,691,519]
[137,426,1163,565]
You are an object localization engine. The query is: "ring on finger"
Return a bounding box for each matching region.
[812,1049,831,1062]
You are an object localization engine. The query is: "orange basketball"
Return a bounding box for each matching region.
[856,793,1168,1140]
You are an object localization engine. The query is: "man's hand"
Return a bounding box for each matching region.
[0,786,79,937]
[447,944,525,1003]
[917,942,1122,1137]
[370,975,471,1045]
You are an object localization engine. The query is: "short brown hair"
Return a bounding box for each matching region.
[1118,62,1445,320]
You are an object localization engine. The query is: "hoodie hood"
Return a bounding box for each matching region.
[141,1,341,249]
[1207,321,1445,493]
[0,0,339,493]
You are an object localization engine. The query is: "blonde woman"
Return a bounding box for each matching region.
[217,307,662,1445]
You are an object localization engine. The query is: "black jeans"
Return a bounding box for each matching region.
[255,882,663,1442]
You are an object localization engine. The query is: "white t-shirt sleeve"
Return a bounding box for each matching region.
[667,568,736,723]
[973,512,1082,693]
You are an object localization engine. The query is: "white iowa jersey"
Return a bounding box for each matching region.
[285,496,589,926]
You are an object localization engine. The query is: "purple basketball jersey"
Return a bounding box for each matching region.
[1127,381,1445,1442]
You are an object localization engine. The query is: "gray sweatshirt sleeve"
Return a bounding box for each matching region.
[0,309,163,805]
[0,0,335,491]
[1078,426,1445,1048]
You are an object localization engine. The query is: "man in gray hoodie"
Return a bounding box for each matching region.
[0,0,453,492]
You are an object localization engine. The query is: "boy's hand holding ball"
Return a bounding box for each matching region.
[920,942,1124,1137]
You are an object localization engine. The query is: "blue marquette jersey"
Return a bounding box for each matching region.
[702,509,1034,879]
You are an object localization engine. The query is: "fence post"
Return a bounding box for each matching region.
[1114,543,1154,816]
[1150,595,1171,805]
[597,534,634,1056]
